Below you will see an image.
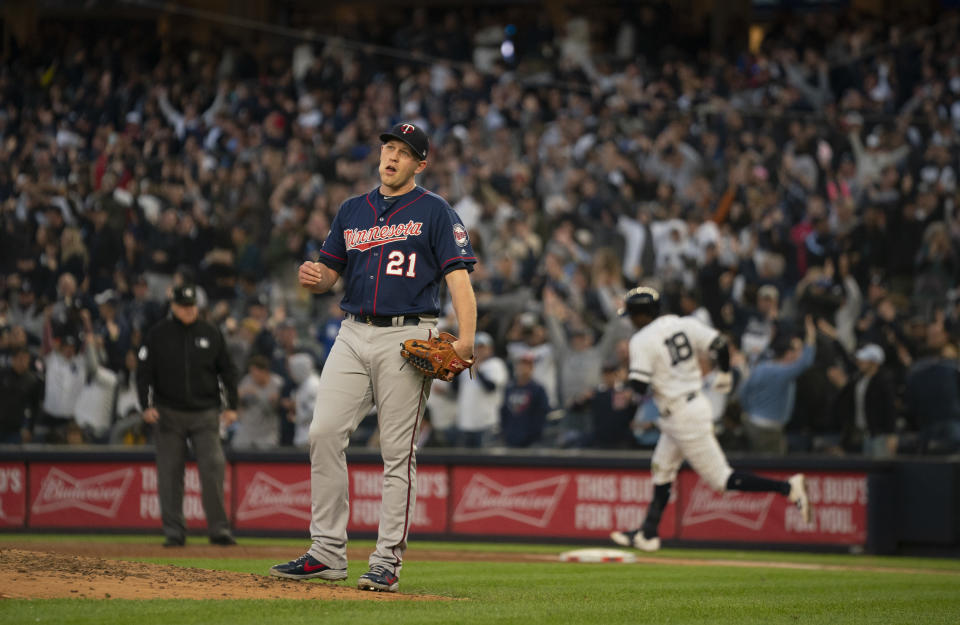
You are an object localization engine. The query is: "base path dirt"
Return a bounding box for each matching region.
[0,544,454,601]
[2,540,954,600]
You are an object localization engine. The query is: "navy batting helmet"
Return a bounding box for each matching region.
[620,286,661,318]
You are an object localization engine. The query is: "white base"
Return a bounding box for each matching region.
[558,548,637,563]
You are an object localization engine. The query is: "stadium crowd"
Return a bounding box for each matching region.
[1,4,960,456]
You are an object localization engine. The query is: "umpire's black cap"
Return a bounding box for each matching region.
[619,286,661,318]
[172,284,198,306]
[380,122,429,160]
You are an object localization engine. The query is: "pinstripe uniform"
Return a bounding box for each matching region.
[628,314,733,490]
[612,288,811,552]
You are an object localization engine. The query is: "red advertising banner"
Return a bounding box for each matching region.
[234,463,311,531]
[28,462,231,529]
[232,463,448,534]
[14,460,867,545]
[675,471,867,545]
[348,464,448,534]
[0,462,27,528]
[449,466,677,538]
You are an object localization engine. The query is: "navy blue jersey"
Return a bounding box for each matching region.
[318,185,476,316]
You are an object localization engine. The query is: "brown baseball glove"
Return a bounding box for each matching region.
[400,331,475,381]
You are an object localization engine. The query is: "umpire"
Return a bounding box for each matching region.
[137,284,239,547]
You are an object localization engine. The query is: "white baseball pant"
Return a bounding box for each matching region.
[651,392,733,492]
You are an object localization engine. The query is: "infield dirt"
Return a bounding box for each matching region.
[0,543,472,601]
[1,540,955,600]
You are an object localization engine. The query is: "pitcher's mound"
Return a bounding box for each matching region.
[0,549,446,600]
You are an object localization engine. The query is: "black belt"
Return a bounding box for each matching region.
[345,313,432,327]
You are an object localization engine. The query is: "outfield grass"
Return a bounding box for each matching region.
[2,537,959,625]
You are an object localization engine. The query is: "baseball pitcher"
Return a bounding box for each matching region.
[271,122,477,592]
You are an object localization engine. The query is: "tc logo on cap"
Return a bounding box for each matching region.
[380,122,429,160]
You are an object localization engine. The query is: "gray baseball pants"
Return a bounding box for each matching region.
[155,406,231,541]
[307,318,435,574]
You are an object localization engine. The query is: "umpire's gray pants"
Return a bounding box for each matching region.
[155,406,231,541]
[307,318,434,574]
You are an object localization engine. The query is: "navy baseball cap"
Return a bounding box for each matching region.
[380,122,429,160]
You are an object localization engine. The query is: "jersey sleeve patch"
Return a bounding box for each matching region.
[453,223,469,247]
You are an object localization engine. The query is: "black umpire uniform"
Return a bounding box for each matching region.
[137,284,239,546]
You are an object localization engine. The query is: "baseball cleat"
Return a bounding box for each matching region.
[269,553,347,581]
[634,534,661,552]
[357,565,399,592]
[610,529,636,547]
[162,536,185,548]
[788,473,812,524]
[610,529,661,552]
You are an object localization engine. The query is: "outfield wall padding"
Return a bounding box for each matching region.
[0,446,953,554]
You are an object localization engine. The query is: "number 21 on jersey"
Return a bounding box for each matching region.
[385,251,417,277]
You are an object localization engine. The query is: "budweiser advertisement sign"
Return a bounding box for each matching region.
[450,467,676,538]
[0,462,27,528]
[676,471,867,545]
[29,462,231,529]
[15,461,866,544]
[33,466,135,518]
[235,467,312,529]
[232,463,448,533]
